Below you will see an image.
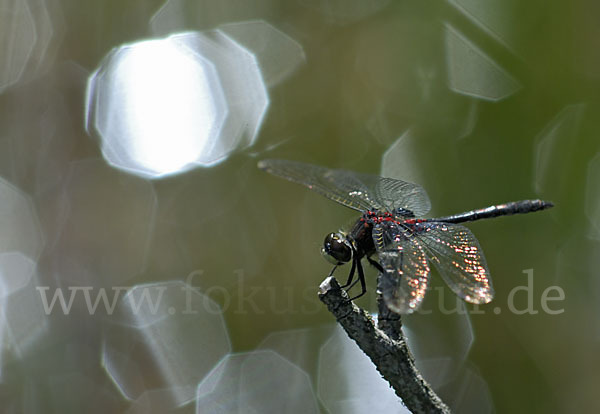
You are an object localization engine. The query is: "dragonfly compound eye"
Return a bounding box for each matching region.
[322,232,352,265]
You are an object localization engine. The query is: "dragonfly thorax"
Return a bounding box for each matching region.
[322,232,353,265]
[394,207,415,218]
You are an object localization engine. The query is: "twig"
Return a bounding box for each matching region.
[318,276,451,414]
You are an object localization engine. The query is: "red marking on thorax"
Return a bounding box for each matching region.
[403,218,426,224]
[363,210,409,225]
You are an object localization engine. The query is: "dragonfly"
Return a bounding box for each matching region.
[258,159,553,314]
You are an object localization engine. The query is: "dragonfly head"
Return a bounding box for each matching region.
[321,232,353,265]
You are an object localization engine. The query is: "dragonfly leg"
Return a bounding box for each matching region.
[345,268,362,291]
[367,256,383,273]
[347,260,367,302]
[339,259,356,288]
[327,265,338,278]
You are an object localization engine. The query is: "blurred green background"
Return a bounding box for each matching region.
[0,0,598,413]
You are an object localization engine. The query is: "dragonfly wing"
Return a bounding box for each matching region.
[258,159,431,215]
[415,222,494,304]
[372,221,430,314]
[375,177,431,217]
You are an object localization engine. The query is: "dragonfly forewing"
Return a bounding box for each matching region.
[258,159,431,216]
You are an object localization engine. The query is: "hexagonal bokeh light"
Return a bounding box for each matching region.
[102,281,231,408]
[0,0,62,93]
[196,350,319,413]
[0,0,36,93]
[318,326,410,413]
[403,301,475,389]
[218,20,305,87]
[0,177,44,260]
[445,24,520,101]
[0,252,48,376]
[534,104,585,200]
[86,31,269,178]
[381,129,426,187]
[448,0,519,53]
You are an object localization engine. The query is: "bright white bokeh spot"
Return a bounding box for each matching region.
[219,20,305,87]
[86,31,269,178]
[318,326,410,413]
[102,281,230,408]
[445,24,521,101]
[0,253,47,376]
[0,178,44,260]
[86,35,226,177]
[196,350,319,413]
[109,40,220,174]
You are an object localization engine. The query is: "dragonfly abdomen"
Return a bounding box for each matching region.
[431,199,554,224]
